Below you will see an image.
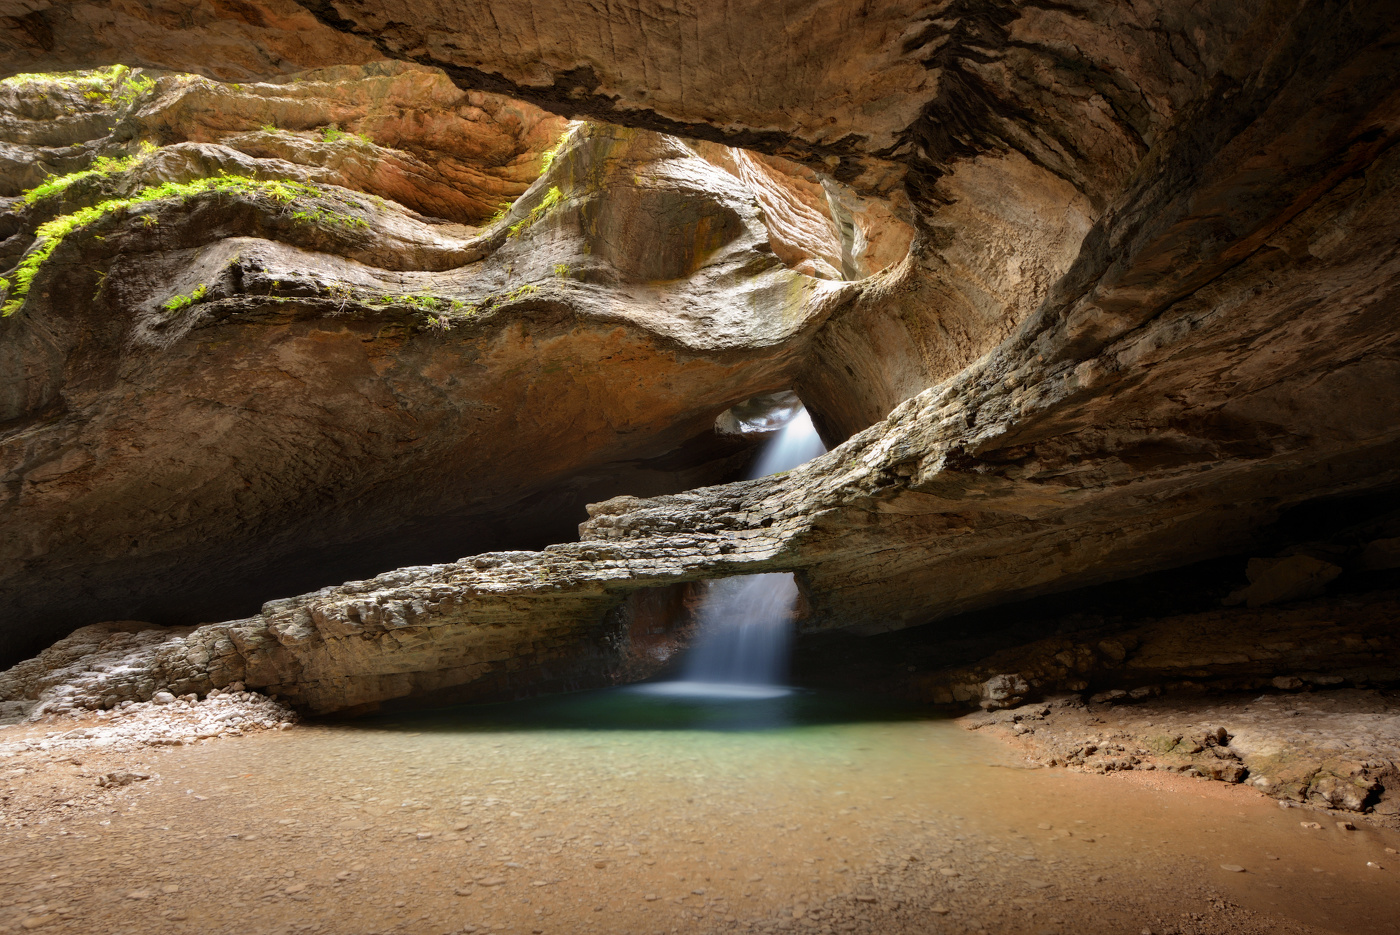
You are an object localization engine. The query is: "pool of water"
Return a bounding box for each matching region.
[3,687,1398,935]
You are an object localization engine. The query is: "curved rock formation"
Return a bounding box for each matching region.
[0,68,892,665]
[1,1,1398,717]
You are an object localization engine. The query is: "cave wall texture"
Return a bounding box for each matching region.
[0,0,1397,713]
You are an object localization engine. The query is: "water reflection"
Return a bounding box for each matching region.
[356,686,935,735]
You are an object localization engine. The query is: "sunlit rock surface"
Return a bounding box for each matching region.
[0,69,888,664]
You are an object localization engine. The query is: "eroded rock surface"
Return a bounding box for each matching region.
[0,66,892,664]
[966,690,1400,825]
[0,3,1398,713]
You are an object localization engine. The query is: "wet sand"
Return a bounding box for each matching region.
[1,689,1397,934]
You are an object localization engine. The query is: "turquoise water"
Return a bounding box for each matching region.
[360,684,939,735]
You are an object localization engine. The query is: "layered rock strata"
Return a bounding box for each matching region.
[0,68,897,663]
[0,2,1398,713]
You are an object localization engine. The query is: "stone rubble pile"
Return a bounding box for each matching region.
[0,683,296,755]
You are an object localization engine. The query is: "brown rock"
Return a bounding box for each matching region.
[1,2,1398,718]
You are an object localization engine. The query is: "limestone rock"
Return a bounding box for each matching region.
[979,675,1030,711]
[0,72,873,664]
[1,3,1399,713]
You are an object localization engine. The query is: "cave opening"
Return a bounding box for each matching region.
[3,5,1400,931]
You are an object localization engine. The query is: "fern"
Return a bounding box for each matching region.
[508,186,563,238]
[162,283,209,314]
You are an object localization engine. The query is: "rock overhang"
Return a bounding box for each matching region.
[0,1,1398,713]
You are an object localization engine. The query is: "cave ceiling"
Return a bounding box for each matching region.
[0,0,1397,711]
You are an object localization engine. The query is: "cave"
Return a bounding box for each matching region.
[1,2,1399,933]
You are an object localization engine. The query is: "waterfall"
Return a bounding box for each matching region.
[746,406,826,480]
[636,405,826,700]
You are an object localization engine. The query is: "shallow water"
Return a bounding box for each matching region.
[2,688,1398,935]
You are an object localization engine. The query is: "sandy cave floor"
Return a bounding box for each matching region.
[0,688,1398,935]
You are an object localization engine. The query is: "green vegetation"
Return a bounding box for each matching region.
[396,293,443,310]
[485,201,513,227]
[538,127,572,175]
[22,141,158,204]
[261,123,281,134]
[394,282,542,331]
[3,65,157,109]
[3,66,124,93]
[553,263,569,278]
[318,126,373,145]
[508,186,563,238]
[480,125,572,231]
[3,175,332,317]
[290,206,369,230]
[162,283,208,314]
[111,74,155,107]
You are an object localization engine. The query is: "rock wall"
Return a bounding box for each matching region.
[0,68,886,665]
[0,2,1398,712]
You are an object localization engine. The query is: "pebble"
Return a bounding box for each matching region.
[1219,865,1245,873]
[1336,821,1355,832]
[21,916,57,930]
[126,890,152,900]
[1299,821,1322,830]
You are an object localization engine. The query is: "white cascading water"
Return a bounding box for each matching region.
[637,406,827,700]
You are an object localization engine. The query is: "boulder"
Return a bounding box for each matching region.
[980,675,1031,711]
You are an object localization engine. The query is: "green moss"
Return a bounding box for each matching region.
[7,66,156,108]
[538,128,572,175]
[3,174,327,317]
[260,123,281,134]
[21,140,158,204]
[162,283,209,314]
[484,202,513,227]
[319,125,346,143]
[508,186,563,238]
[290,206,369,230]
[2,66,126,93]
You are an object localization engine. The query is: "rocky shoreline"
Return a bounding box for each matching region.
[965,688,1400,829]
